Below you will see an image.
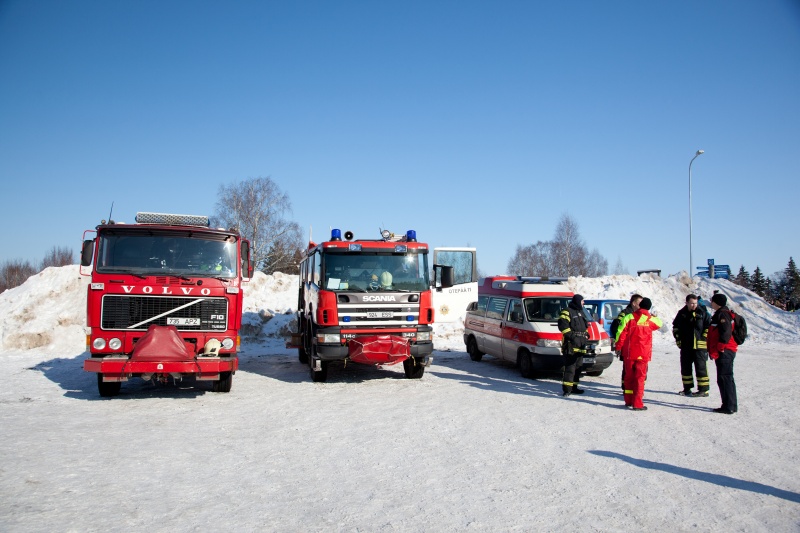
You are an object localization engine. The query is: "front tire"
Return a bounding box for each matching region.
[403,357,425,379]
[467,337,483,362]
[518,350,535,379]
[212,371,233,392]
[309,345,329,382]
[97,374,121,397]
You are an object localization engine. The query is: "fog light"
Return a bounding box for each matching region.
[108,338,122,350]
[92,338,107,350]
[221,338,234,350]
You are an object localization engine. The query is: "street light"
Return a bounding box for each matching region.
[689,149,704,276]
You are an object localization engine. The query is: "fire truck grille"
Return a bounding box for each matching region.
[101,295,228,331]
[337,305,420,326]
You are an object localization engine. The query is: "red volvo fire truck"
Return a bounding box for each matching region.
[292,228,453,382]
[80,212,253,396]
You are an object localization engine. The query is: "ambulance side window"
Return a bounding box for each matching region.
[508,299,524,323]
[469,296,489,317]
[486,297,508,320]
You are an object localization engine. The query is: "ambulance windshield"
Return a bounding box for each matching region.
[323,252,429,292]
[524,297,571,322]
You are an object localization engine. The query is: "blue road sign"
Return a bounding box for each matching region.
[708,258,715,266]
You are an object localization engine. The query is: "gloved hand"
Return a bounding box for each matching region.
[675,340,681,348]
[615,350,622,360]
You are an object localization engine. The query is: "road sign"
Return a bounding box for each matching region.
[708,259,715,266]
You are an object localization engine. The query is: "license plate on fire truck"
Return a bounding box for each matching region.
[367,312,393,319]
[167,317,201,326]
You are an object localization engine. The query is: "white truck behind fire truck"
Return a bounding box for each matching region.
[291,228,454,382]
[80,212,253,396]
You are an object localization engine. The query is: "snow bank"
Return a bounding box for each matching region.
[1,267,798,354]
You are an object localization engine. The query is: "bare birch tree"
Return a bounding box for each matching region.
[213,177,303,274]
[506,214,609,278]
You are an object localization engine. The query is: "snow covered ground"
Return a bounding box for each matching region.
[1,267,799,532]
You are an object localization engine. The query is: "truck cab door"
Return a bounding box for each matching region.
[431,247,478,323]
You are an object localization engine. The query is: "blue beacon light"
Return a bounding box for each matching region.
[406,230,417,242]
[331,228,342,241]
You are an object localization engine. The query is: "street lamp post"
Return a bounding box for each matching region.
[689,149,704,276]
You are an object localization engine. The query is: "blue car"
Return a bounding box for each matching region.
[584,299,629,346]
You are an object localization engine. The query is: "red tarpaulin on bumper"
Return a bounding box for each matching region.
[348,335,410,365]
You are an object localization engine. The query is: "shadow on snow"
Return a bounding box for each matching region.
[589,450,800,504]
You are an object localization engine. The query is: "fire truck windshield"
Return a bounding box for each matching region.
[96,231,237,278]
[323,252,429,292]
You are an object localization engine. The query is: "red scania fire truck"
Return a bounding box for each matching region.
[80,212,253,397]
[292,228,453,382]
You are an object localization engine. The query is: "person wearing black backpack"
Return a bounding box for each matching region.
[672,294,712,397]
[708,293,738,414]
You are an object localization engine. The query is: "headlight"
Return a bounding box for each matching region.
[416,331,431,341]
[317,333,341,344]
[108,338,122,350]
[221,338,235,350]
[536,339,562,348]
[92,338,107,350]
[598,337,611,348]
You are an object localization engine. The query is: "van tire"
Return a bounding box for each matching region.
[518,350,535,379]
[467,337,483,362]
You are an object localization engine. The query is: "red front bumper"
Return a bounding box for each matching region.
[84,356,238,382]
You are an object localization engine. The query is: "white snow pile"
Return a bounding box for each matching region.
[1,266,799,532]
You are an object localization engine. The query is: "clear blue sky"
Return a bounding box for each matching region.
[1,1,798,279]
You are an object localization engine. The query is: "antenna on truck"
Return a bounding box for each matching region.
[107,201,115,224]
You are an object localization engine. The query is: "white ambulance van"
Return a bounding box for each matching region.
[463,276,613,378]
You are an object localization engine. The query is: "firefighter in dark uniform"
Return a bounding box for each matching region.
[559,294,588,396]
[672,293,712,396]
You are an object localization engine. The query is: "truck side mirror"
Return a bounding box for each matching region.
[241,240,254,279]
[433,264,454,290]
[80,240,94,267]
[510,311,522,323]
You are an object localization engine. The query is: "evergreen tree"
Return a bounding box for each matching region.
[785,257,800,309]
[734,265,750,289]
[751,266,769,297]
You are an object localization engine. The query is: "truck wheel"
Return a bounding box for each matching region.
[298,343,309,364]
[97,374,121,397]
[467,337,483,362]
[518,350,535,379]
[403,357,425,379]
[309,359,328,382]
[212,371,233,392]
[309,345,328,382]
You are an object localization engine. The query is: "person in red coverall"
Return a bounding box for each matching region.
[707,293,738,414]
[616,297,663,411]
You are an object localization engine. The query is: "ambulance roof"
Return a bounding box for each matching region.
[479,276,572,298]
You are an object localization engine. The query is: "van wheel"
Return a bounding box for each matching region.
[467,337,483,362]
[518,350,535,379]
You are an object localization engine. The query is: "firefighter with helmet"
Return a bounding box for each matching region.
[559,294,588,396]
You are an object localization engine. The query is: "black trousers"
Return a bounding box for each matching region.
[562,353,584,392]
[680,348,710,392]
[714,350,738,412]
